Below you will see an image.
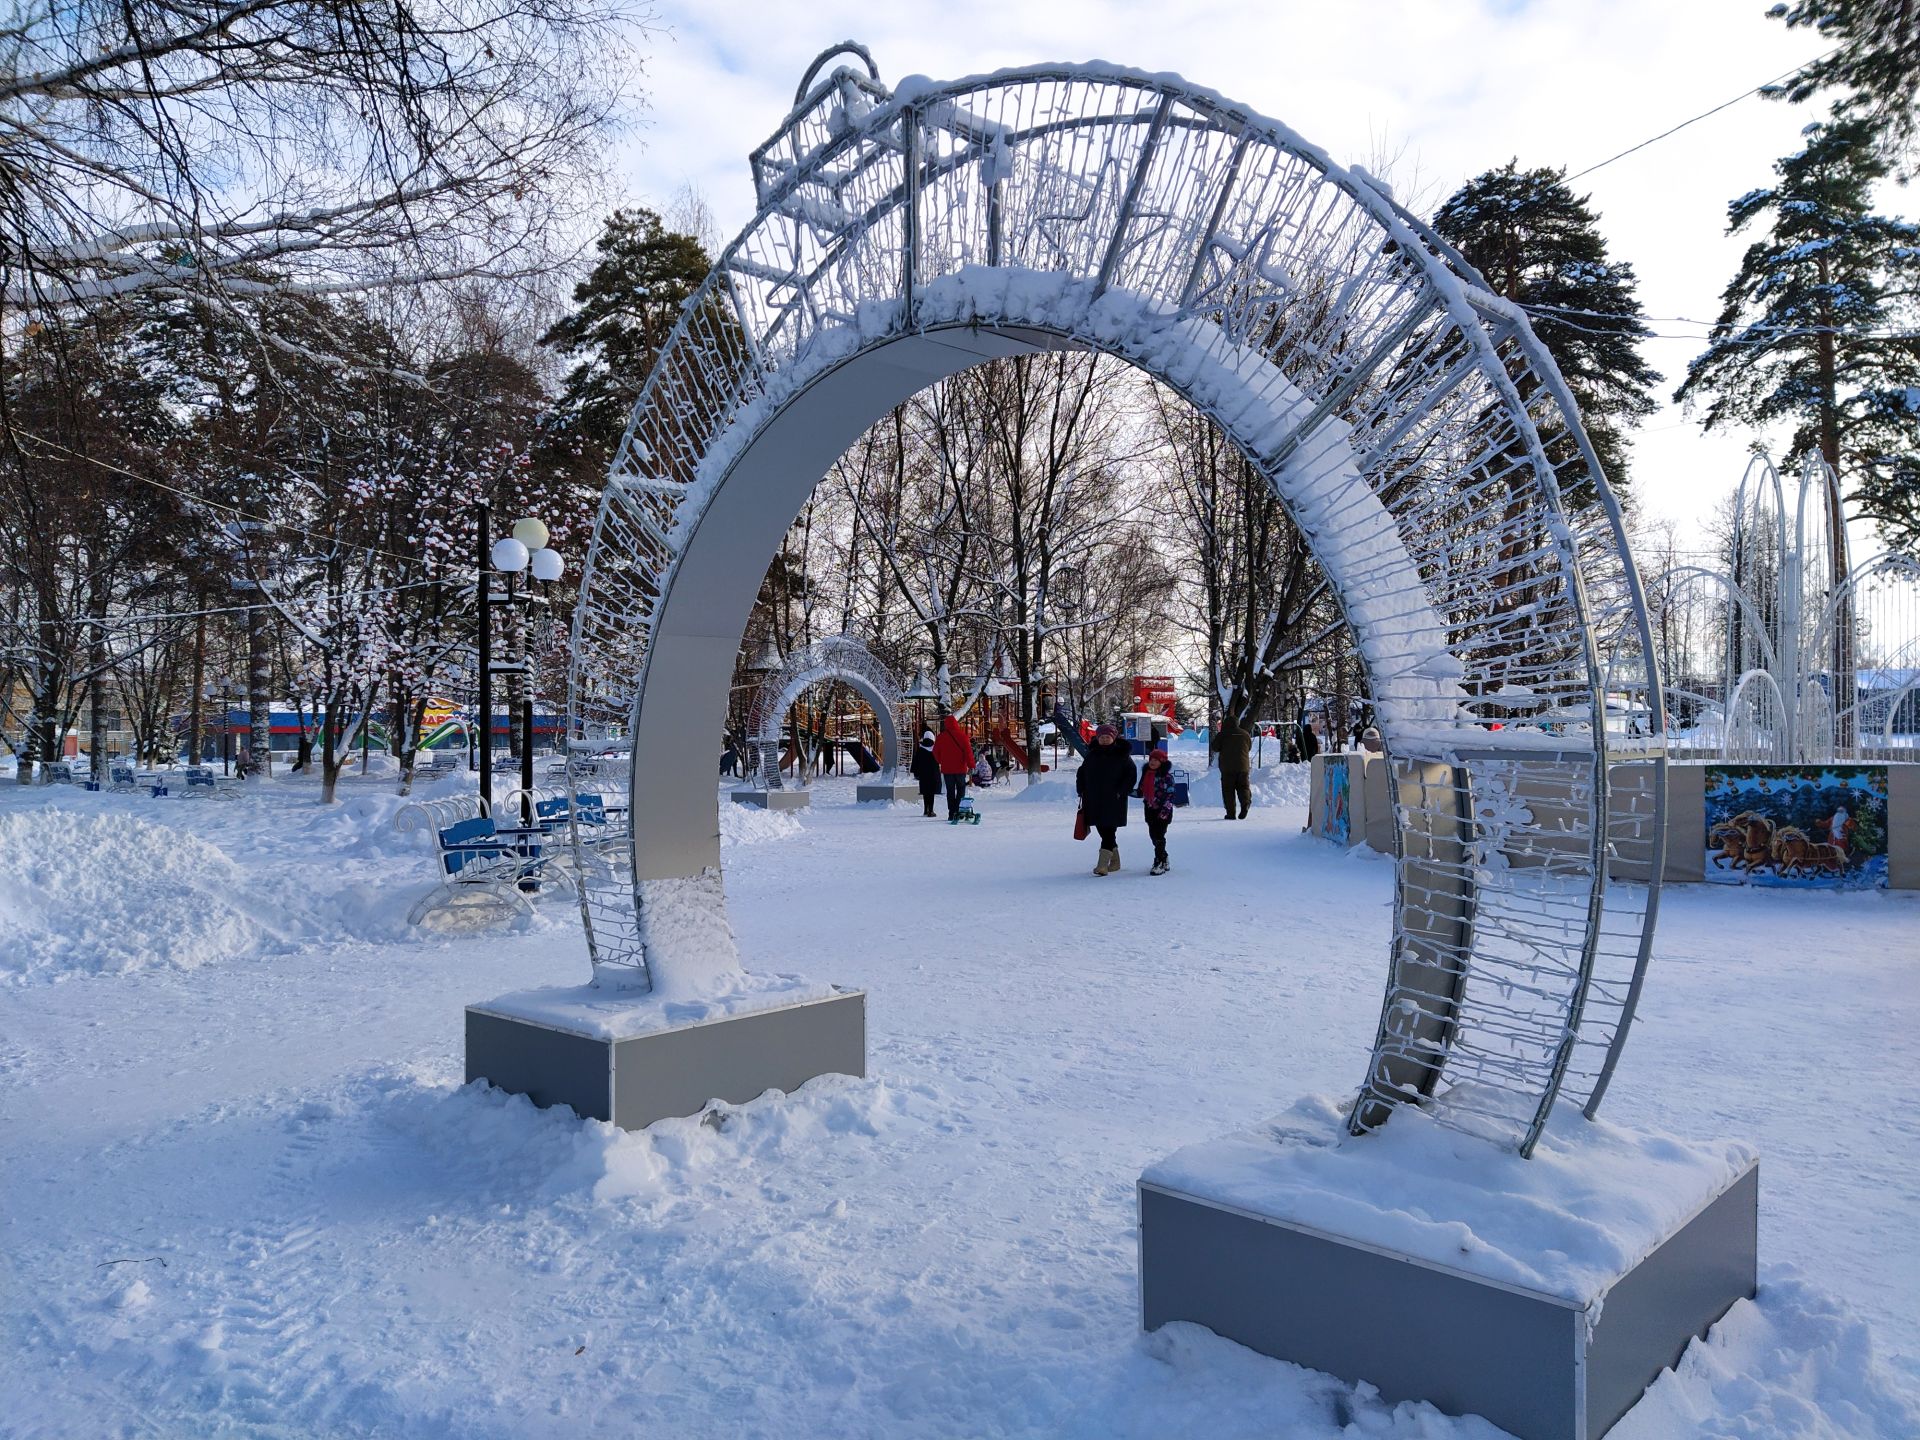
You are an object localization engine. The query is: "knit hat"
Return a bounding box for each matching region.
[1150,746,1169,762]
[1094,724,1118,740]
[921,730,935,743]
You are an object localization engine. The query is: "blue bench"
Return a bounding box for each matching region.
[407,815,555,929]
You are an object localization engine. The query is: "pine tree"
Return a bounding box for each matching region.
[1432,162,1661,493]
[1768,1,1920,175]
[1675,116,1920,555]
[540,209,711,462]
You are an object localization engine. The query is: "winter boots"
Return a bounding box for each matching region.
[1150,858,1169,876]
[1093,846,1120,875]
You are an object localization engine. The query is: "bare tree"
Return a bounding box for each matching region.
[0,0,637,331]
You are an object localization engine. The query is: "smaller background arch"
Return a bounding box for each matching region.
[745,636,906,788]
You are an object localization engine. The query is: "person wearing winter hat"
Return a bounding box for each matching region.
[1137,746,1177,875]
[909,727,942,817]
[1075,723,1137,874]
[931,713,976,822]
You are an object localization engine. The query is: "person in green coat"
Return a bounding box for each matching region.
[1212,716,1253,820]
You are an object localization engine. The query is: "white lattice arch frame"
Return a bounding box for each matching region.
[566,57,1668,1154]
[746,635,905,788]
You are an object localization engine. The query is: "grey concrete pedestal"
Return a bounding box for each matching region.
[730,787,811,811]
[1140,1151,1757,1440]
[856,779,922,803]
[466,987,865,1130]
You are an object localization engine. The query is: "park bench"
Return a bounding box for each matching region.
[397,790,629,929]
[414,752,461,782]
[106,762,168,796]
[404,814,551,929]
[180,765,238,799]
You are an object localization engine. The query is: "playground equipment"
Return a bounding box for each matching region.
[1049,704,1089,760]
[732,635,912,808]
[459,52,1754,1437]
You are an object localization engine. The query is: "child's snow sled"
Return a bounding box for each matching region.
[1171,767,1191,808]
[951,796,982,825]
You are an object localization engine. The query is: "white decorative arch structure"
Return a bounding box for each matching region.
[566,52,1667,1154]
[744,635,905,788]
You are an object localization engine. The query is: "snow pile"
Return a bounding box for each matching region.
[1615,1273,1920,1439]
[287,790,424,861]
[555,1073,929,1205]
[387,1066,933,1208]
[719,800,805,846]
[1183,761,1312,812]
[0,807,266,983]
[1005,771,1079,803]
[1144,1094,1756,1305]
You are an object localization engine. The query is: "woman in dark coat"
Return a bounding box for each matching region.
[1076,723,1137,875]
[909,729,942,817]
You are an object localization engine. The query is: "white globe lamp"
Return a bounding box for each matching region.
[490,537,530,573]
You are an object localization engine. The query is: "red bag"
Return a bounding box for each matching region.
[1073,806,1090,841]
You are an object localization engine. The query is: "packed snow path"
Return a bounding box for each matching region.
[1,773,1915,1437]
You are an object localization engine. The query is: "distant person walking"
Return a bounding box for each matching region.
[1213,715,1253,820]
[1138,746,1177,875]
[932,714,975,822]
[1077,723,1137,875]
[910,728,942,818]
[1295,708,1320,764]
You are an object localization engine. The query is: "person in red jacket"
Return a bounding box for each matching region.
[931,714,975,822]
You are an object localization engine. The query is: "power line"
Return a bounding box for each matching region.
[1516,301,1918,344]
[1565,48,1841,183]
[0,575,467,632]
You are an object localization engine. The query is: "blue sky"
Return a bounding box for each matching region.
[612,0,1853,536]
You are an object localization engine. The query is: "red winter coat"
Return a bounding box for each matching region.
[932,716,975,775]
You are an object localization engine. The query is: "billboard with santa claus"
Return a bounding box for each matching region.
[1703,765,1889,889]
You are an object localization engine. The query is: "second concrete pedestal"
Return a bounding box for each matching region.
[466,985,865,1130]
[1139,1104,1758,1440]
[856,779,922,803]
[730,788,811,811]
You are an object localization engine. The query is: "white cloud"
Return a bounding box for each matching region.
[612,0,1865,535]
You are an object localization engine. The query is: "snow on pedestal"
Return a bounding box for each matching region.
[1138,1095,1759,1440]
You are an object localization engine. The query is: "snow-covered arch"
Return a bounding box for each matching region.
[745,635,904,787]
[567,55,1667,1154]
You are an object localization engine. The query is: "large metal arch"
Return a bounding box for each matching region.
[566,57,1668,1154]
[746,635,905,787]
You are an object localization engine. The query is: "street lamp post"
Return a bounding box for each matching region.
[905,666,938,742]
[477,508,566,824]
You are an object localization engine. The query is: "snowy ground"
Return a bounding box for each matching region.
[1,765,1916,1438]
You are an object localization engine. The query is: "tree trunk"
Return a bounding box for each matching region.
[188,611,206,765]
[1814,265,1854,747]
[247,595,273,778]
[321,687,340,803]
[85,581,109,778]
